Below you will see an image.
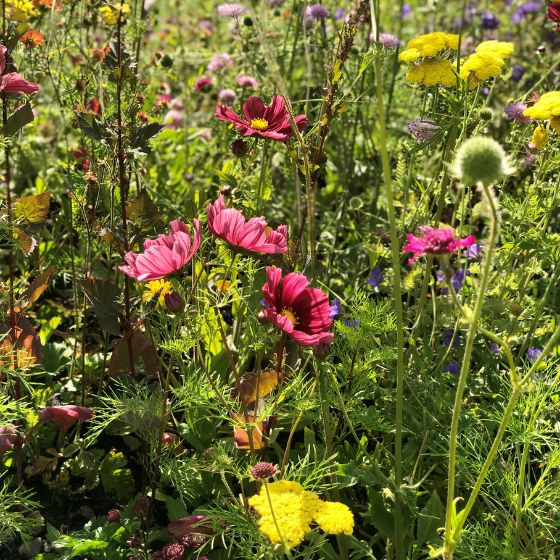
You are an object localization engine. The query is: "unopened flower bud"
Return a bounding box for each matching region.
[106,509,121,523]
[250,461,277,479]
[164,292,185,313]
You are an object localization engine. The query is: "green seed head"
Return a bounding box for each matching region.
[452,136,511,186]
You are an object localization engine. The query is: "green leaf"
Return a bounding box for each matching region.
[74,111,109,141]
[79,278,122,336]
[70,540,108,557]
[417,490,444,546]
[3,102,34,136]
[99,450,135,500]
[130,122,163,152]
[367,489,395,538]
[126,189,164,231]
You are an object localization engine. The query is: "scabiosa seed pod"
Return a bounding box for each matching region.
[250,462,278,479]
[106,509,121,523]
[451,136,511,186]
[217,3,246,17]
[478,108,493,121]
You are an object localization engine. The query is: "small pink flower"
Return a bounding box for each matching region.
[0,45,40,94]
[194,76,212,93]
[403,227,476,264]
[120,220,201,282]
[215,95,308,141]
[236,74,258,88]
[163,109,184,129]
[207,195,288,254]
[260,267,334,346]
[40,405,93,430]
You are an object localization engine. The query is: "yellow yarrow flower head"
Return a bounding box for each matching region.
[475,40,514,59]
[142,279,173,306]
[550,117,560,134]
[99,2,131,25]
[313,501,355,535]
[523,92,560,120]
[531,126,548,150]
[406,59,457,87]
[6,0,38,23]
[460,52,505,86]
[398,32,459,62]
[248,480,354,548]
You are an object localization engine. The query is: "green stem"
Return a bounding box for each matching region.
[373,43,406,560]
[443,181,499,557]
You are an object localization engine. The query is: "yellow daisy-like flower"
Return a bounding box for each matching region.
[248,480,354,548]
[99,2,130,25]
[406,59,457,87]
[460,52,505,87]
[531,126,548,150]
[475,40,514,59]
[398,32,459,62]
[6,0,38,22]
[142,279,173,306]
[523,92,560,120]
[313,501,355,535]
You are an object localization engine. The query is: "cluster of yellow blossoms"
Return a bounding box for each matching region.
[399,32,514,89]
[142,279,173,307]
[6,0,38,23]
[247,480,354,547]
[399,32,459,87]
[99,2,131,25]
[524,92,560,150]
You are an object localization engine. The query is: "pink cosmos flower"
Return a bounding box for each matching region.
[259,267,334,346]
[0,45,40,94]
[403,226,476,264]
[120,220,201,282]
[215,95,308,141]
[40,405,94,430]
[207,195,288,254]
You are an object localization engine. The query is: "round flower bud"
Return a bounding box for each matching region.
[451,136,511,186]
[106,508,121,523]
[250,461,277,479]
[478,108,492,121]
[164,292,185,313]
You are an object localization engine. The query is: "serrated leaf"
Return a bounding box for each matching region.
[16,266,54,313]
[13,227,37,256]
[126,189,164,231]
[0,315,44,369]
[130,122,163,152]
[15,192,51,224]
[99,450,134,500]
[3,102,35,136]
[74,111,109,141]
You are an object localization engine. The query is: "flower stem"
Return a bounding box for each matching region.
[443,181,499,558]
[373,38,406,560]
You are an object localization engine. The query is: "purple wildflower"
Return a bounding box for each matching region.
[408,119,438,142]
[335,7,345,20]
[442,328,460,349]
[269,0,284,6]
[305,3,330,20]
[368,266,383,289]
[527,347,543,362]
[217,3,246,17]
[379,32,400,49]
[402,3,411,17]
[451,269,469,292]
[511,64,525,82]
[207,53,234,73]
[465,243,480,259]
[512,1,542,24]
[218,88,237,105]
[445,362,460,375]
[329,299,342,318]
[490,342,500,356]
[505,102,531,124]
[481,10,500,29]
[236,74,259,88]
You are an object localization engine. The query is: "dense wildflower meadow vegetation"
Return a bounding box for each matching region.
[3,0,560,558]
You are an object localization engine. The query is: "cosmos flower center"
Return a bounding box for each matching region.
[250,118,269,131]
[280,308,298,325]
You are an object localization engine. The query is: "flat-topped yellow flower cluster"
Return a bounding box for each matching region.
[399,33,514,89]
[248,480,354,547]
[524,92,560,150]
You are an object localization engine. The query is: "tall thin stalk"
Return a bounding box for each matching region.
[372,24,406,560]
[115,10,136,378]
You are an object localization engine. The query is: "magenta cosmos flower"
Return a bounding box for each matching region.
[215,95,308,141]
[207,195,288,254]
[260,267,334,346]
[120,220,201,282]
[0,45,40,94]
[40,405,93,430]
[403,226,476,264]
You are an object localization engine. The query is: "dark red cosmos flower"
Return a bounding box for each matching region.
[215,95,308,141]
[548,2,560,28]
[259,267,334,346]
[40,405,94,430]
